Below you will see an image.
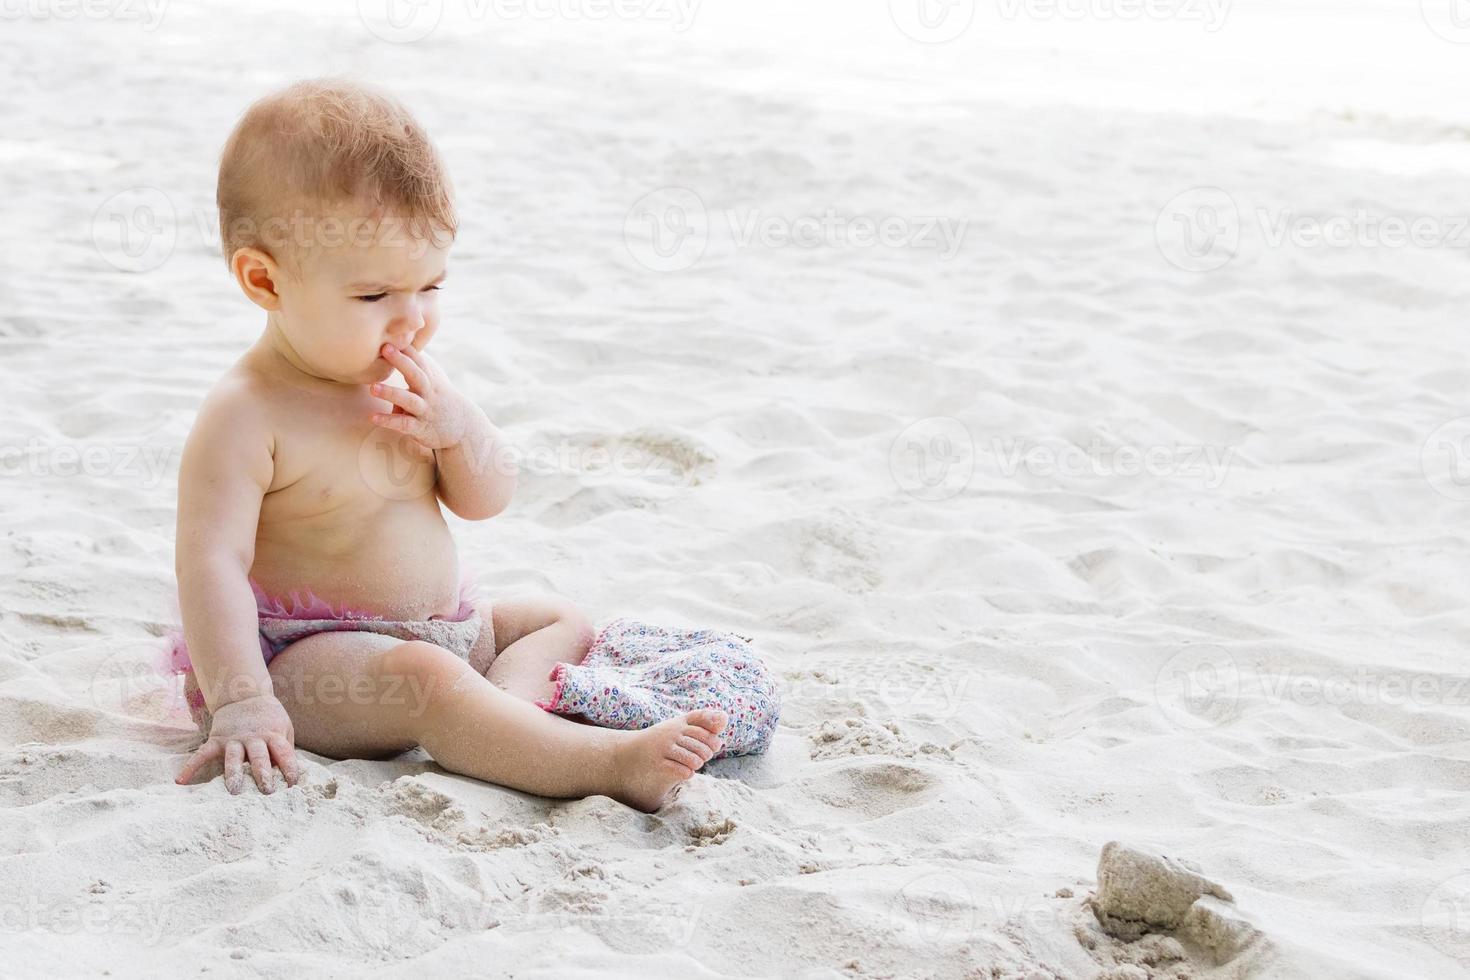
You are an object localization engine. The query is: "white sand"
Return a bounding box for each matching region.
[3,1,1470,976]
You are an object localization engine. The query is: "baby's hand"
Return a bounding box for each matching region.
[370,343,477,458]
[175,693,303,795]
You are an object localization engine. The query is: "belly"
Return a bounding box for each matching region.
[250,495,464,621]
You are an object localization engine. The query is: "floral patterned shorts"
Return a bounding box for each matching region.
[536,617,781,759]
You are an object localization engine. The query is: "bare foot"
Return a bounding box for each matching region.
[609,709,729,812]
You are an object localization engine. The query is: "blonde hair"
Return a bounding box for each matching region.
[216,77,456,274]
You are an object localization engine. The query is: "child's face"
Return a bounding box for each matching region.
[270,216,451,386]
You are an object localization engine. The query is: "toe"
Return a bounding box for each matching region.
[686,727,723,753]
[669,742,706,772]
[688,708,729,735]
[677,734,714,761]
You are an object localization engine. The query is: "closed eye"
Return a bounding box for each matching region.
[356,285,440,303]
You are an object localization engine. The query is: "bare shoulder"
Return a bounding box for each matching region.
[181,367,277,492]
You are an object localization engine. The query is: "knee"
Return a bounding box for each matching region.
[377,640,477,713]
[554,602,596,659]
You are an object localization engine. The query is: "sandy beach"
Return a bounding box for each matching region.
[3,1,1470,976]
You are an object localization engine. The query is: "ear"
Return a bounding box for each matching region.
[230,246,286,311]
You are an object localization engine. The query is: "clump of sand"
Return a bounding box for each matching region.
[1071,842,1270,979]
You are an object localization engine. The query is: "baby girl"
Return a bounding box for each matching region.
[171,77,727,809]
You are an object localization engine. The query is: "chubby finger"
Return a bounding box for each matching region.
[382,344,429,389]
[370,383,428,416]
[370,410,422,433]
[268,734,305,787]
[176,740,223,785]
[398,342,437,373]
[223,740,246,795]
[245,739,275,794]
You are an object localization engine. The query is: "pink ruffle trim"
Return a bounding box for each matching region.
[535,661,570,713]
[163,572,483,677]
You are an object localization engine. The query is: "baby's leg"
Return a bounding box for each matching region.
[475,597,596,702]
[267,632,726,811]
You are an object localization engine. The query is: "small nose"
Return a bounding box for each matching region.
[389,296,426,343]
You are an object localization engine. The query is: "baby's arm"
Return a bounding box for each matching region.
[172,385,301,794]
[371,342,517,520]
